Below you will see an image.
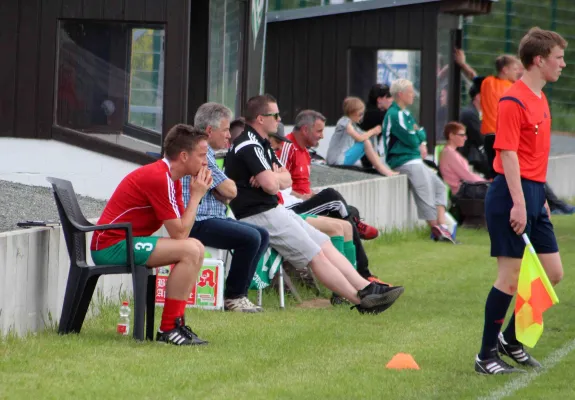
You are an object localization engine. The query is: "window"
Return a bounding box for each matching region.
[127,29,165,133]
[208,0,241,115]
[377,50,421,121]
[56,21,165,146]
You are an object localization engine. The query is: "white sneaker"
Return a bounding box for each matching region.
[224,296,261,313]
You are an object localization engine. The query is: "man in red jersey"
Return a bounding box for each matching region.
[475,27,567,375]
[274,110,390,286]
[275,117,379,240]
[90,124,213,346]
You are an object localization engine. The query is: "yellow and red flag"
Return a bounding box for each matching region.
[515,234,559,348]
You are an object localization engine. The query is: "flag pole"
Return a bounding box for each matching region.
[522,233,534,253]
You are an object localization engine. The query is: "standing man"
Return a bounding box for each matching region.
[90,124,213,346]
[480,55,523,136]
[225,94,404,314]
[475,27,566,375]
[459,80,490,177]
[182,103,270,313]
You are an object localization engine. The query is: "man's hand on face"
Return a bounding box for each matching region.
[190,166,213,201]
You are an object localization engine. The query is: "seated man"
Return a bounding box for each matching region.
[182,102,269,313]
[382,79,454,243]
[439,121,485,194]
[230,117,245,142]
[90,124,213,346]
[271,111,392,284]
[225,94,404,314]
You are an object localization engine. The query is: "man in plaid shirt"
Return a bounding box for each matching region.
[182,102,269,313]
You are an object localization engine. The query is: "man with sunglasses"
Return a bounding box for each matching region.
[225,94,404,314]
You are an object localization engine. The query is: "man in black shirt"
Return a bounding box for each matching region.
[359,84,393,168]
[226,94,404,313]
[459,79,490,177]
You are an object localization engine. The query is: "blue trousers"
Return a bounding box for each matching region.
[190,218,269,298]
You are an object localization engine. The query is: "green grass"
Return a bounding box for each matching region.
[2,218,575,399]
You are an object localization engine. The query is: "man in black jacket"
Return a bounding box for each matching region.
[359,84,393,168]
[459,79,491,177]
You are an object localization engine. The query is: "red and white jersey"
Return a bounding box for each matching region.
[276,133,312,195]
[90,159,184,251]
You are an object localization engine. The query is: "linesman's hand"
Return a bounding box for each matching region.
[510,203,527,235]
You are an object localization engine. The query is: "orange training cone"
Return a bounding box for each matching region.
[385,353,420,370]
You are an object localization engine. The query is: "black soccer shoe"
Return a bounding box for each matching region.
[357,282,404,309]
[156,317,208,346]
[498,333,541,368]
[330,293,351,306]
[352,302,395,315]
[474,351,526,375]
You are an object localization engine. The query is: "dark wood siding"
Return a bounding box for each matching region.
[0,0,20,137]
[187,0,210,122]
[265,2,442,139]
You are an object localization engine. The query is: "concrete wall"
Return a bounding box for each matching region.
[0,225,133,337]
[0,138,141,200]
[0,175,417,336]
[546,154,575,199]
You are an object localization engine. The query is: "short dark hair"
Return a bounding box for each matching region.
[519,27,568,68]
[244,94,277,122]
[443,121,466,141]
[163,124,209,160]
[469,76,485,100]
[367,84,391,106]
[495,54,520,73]
[230,117,245,130]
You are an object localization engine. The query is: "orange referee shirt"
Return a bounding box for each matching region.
[480,76,513,134]
[492,80,551,183]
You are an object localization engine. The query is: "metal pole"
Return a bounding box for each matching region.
[548,0,557,103]
[505,0,513,54]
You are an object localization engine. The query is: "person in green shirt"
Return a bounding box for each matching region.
[382,79,454,243]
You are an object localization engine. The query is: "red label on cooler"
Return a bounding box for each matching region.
[117,324,128,335]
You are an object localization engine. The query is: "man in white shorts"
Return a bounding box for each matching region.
[382,79,454,243]
[225,94,404,313]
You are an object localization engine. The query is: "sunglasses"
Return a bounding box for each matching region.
[454,133,467,137]
[262,113,280,120]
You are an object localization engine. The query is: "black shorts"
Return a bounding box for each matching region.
[485,175,558,258]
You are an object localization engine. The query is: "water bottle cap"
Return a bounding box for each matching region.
[122,301,129,306]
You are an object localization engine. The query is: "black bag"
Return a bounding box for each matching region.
[455,181,490,200]
[451,181,490,227]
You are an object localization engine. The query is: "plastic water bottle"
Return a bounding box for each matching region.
[117,301,130,336]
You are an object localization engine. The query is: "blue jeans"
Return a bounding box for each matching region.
[190,218,269,298]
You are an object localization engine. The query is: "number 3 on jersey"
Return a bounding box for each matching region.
[135,241,154,252]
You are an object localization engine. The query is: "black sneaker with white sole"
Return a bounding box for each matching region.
[474,351,526,375]
[156,317,208,346]
[498,333,541,368]
[357,282,404,309]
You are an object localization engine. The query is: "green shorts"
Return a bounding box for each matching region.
[299,213,318,220]
[91,237,160,266]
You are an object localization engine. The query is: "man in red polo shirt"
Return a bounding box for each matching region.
[475,27,567,375]
[273,110,388,285]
